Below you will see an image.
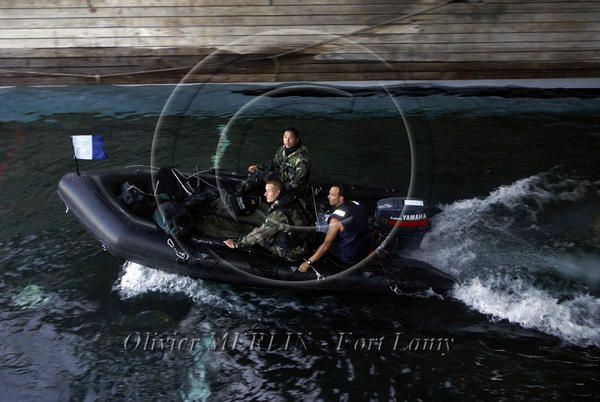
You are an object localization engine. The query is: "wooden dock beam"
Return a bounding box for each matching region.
[1,0,599,85]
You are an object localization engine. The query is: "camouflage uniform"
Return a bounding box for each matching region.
[258,143,311,196]
[236,196,311,261]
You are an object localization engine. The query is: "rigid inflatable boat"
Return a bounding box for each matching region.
[57,166,455,295]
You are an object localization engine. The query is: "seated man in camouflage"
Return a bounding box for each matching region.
[246,127,311,197]
[224,179,310,261]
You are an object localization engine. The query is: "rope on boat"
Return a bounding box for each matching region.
[311,265,325,281]
[167,238,190,262]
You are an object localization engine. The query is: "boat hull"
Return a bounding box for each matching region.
[57,167,456,295]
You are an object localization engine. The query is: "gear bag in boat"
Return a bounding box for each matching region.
[155,167,193,201]
[118,181,155,217]
[228,191,260,216]
[153,201,194,239]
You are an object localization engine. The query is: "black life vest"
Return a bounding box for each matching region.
[329,201,371,265]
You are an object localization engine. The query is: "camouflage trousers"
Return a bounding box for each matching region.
[260,241,307,262]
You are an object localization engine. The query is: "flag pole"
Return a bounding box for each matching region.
[70,136,80,176]
[74,155,80,176]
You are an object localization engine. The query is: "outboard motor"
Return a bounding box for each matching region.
[374,197,437,251]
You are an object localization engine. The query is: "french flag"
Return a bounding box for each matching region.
[71,135,107,160]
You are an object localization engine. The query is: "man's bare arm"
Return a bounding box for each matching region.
[298,218,342,272]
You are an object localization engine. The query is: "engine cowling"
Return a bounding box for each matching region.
[375,197,438,250]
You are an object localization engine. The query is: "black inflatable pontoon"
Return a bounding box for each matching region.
[57,166,455,295]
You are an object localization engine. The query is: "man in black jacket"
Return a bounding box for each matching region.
[298,185,371,272]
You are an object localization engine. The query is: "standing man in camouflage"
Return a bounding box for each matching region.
[247,127,311,197]
[224,179,310,261]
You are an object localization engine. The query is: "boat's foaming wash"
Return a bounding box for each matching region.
[408,170,600,346]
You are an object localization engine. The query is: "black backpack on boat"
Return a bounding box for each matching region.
[155,166,194,201]
[153,201,194,239]
[118,181,155,217]
[227,191,260,216]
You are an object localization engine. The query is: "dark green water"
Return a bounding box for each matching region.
[1,83,599,401]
